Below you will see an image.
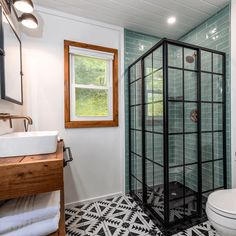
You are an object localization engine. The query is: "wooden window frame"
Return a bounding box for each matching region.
[64,40,119,128]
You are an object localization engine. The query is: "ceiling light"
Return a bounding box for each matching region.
[167,16,176,25]
[13,0,34,13]
[20,13,38,29]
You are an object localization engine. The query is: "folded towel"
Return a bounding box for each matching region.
[0,191,60,234]
[2,211,60,236]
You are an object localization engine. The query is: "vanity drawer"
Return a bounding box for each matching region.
[0,141,64,200]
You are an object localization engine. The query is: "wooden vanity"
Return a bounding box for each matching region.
[0,141,65,236]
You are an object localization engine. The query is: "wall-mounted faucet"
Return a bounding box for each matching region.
[0,113,33,132]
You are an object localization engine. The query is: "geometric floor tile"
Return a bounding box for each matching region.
[65,194,218,236]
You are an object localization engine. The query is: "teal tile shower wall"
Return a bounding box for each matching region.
[179,5,231,189]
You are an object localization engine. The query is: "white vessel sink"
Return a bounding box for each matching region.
[0,131,59,158]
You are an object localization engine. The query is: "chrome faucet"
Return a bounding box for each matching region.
[0,113,33,131]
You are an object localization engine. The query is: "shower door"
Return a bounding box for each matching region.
[128,38,226,227]
[143,45,165,221]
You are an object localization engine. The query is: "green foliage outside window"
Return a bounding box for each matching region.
[74,55,109,117]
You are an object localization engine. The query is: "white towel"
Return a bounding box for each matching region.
[2,211,60,236]
[0,191,60,234]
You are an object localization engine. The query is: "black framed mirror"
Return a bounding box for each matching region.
[0,7,23,105]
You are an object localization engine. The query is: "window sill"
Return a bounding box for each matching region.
[65,119,119,128]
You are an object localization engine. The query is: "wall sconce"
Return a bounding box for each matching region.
[13,0,34,13]
[19,13,38,28]
[1,0,38,29]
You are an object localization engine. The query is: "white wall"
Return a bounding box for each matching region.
[22,7,125,204]
[231,0,236,187]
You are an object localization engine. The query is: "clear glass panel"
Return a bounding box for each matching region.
[130,106,135,129]
[135,130,142,156]
[202,162,213,192]
[201,51,212,72]
[202,133,212,162]
[153,70,163,102]
[201,73,212,101]
[213,54,223,74]
[184,48,197,70]
[144,54,153,76]
[201,103,212,131]
[131,176,136,192]
[153,102,163,118]
[130,130,135,153]
[146,159,153,188]
[154,134,163,165]
[168,69,183,100]
[136,79,142,105]
[154,164,164,187]
[131,153,135,175]
[214,132,223,160]
[214,160,224,189]
[169,135,183,167]
[136,61,142,80]
[153,102,163,133]
[145,104,152,131]
[169,168,184,222]
[145,75,152,103]
[213,75,223,102]
[185,71,197,101]
[151,165,164,220]
[145,132,153,160]
[136,105,142,130]
[135,155,143,182]
[185,103,198,132]
[185,134,198,164]
[153,46,163,71]
[169,102,183,133]
[213,104,223,131]
[130,65,136,83]
[185,164,198,192]
[168,45,183,68]
[130,82,135,105]
[134,179,143,201]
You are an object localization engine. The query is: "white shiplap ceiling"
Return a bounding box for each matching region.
[34,0,230,39]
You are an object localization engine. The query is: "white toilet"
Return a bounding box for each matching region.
[206,189,236,236]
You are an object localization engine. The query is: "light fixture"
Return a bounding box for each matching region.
[3,0,39,29]
[13,0,34,13]
[167,16,176,25]
[19,13,38,29]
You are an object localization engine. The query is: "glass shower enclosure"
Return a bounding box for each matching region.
[128,38,226,226]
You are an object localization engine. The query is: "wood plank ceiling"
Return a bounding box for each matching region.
[34,0,230,39]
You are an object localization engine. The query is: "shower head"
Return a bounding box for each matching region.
[185,52,197,64]
[186,55,194,64]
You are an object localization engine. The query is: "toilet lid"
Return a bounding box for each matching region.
[208,189,236,215]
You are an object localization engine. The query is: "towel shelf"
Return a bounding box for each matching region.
[0,141,65,236]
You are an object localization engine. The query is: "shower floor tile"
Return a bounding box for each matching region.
[65,195,216,236]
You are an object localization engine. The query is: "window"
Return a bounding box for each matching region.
[64,41,118,128]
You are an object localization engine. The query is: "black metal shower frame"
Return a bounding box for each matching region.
[128,38,227,226]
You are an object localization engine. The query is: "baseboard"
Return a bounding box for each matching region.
[65,191,123,209]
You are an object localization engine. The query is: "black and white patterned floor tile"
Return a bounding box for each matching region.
[65,195,218,236]
[173,222,219,236]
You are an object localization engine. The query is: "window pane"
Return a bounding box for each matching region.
[75,55,108,86]
[75,88,109,116]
